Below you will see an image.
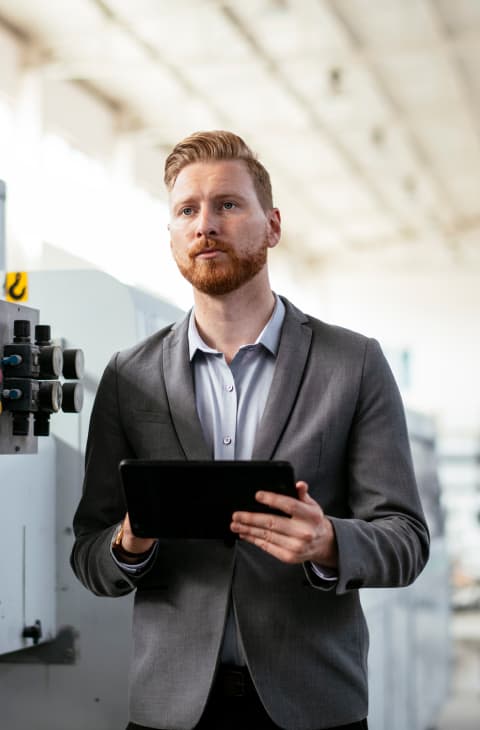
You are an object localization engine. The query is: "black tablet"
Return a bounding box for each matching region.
[119,459,296,540]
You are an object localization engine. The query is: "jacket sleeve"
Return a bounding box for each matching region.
[70,353,149,597]
[309,338,430,594]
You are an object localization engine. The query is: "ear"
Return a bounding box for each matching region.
[266,208,281,249]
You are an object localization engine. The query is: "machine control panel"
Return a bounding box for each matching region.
[0,300,84,453]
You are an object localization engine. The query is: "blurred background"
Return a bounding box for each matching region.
[0,1,479,729]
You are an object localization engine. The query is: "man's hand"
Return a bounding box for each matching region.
[230,481,338,568]
[118,513,157,555]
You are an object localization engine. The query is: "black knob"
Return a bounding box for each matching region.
[38,381,63,413]
[33,413,50,437]
[13,320,31,343]
[39,345,63,378]
[22,620,42,645]
[61,382,84,413]
[63,349,85,379]
[35,324,52,345]
[12,412,30,436]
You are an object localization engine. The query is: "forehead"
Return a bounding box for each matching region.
[170,159,256,201]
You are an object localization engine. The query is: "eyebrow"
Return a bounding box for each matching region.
[174,192,249,208]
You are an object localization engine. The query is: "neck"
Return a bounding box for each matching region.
[192,271,275,364]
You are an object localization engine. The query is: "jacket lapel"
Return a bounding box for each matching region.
[163,313,211,460]
[252,298,312,460]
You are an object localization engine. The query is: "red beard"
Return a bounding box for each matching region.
[174,237,268,296]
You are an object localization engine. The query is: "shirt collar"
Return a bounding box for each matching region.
[188,294,285,361]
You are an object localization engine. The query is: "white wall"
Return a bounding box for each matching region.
[0,22,189,305]
[300,267,480,439]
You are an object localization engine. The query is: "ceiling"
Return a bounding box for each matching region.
[0,0,479,273]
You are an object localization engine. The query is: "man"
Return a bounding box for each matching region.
[71,130,429,730]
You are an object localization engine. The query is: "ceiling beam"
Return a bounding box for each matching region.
[88,0,232,128]
[0,8,135,117]
[220,3,422,249]
[316,25,480,64]
[0,11,30,43]
[321,0,460,242]
[426,0,480,146]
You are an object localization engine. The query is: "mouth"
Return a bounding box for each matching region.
[195,249,224,259]
[189,238,230,260]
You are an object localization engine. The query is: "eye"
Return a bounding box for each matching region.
[181,206,194,216]
[222,201,236,210]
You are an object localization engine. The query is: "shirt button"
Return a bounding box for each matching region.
[223,436,232,445]
[225,384,234,392]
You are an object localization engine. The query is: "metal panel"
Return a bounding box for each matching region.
[0,300,39,454]
[0,300,57,658]
[0,438,56,655]
[362,539,450,730]
[0,270,183,730]
[363,410,450,730]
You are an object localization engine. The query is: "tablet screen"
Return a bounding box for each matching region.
[119,459,296,539]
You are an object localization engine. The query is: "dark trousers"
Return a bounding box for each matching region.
[127,665,368,730]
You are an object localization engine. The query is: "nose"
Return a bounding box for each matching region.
[195,205,219,239]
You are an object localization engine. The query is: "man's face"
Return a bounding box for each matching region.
[168,160,280,296]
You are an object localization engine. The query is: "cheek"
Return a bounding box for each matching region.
[170,234,187,258]
[241,222,269,249]
[169,218,192,241]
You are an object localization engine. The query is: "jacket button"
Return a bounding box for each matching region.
[115,579,129,589]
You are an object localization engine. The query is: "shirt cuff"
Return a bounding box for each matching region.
[302,562,337,591]
[310,562,338,581]
[110,541,159,575]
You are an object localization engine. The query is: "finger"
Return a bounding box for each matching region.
[237,532,307,565]
[123,512,134,535]
[235,524,304,549]
[231,513,319,544]
[295,481,319,507]
[231,507,319,538]
[232,499,322,533]
[231,511,286,533]
[254,490,308,518]
[256,489,321,520]
[296,481,309,500]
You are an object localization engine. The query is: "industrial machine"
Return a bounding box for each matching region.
[0,299,84,658]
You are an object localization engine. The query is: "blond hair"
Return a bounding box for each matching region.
[164,130,273,211]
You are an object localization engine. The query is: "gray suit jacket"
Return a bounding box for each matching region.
[71,297,429,730]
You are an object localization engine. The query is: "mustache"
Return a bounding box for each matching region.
[188,238,232,259]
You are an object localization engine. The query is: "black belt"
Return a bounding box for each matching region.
[214,665,256,698]
[211,668,368,730]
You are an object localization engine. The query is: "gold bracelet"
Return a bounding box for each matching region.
[113,521,125,548]
[112,521,155,561]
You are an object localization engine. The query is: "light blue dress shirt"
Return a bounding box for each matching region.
[189,295,285,461]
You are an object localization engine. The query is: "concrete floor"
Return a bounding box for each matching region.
[435,610,480,730]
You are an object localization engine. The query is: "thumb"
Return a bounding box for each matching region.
[296,480,320,508]
[296,480,310,502]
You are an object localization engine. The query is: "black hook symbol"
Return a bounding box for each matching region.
[7,273,26,301]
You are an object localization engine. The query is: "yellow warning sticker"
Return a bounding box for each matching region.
[5,272,28,302]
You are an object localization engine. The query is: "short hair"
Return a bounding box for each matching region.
[164,130,273,211]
